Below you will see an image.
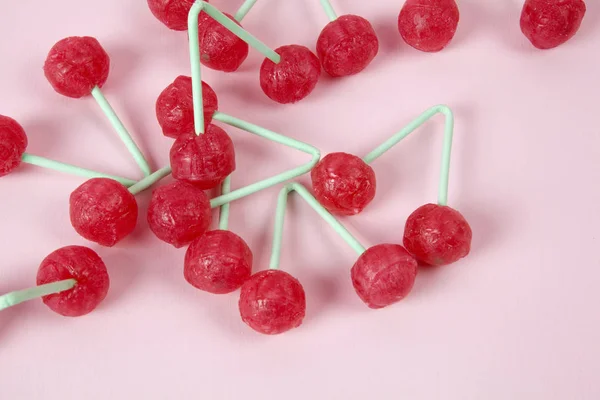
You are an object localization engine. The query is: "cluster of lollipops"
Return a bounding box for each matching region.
[0,0,586,334]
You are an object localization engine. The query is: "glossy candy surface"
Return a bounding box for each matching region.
[147,0,207,31]
[520,0,586,49]
[398,0,460,52]
[0,115,28,177]
[198,13,249,72]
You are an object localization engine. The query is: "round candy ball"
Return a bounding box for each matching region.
[170,124,235,189]
[0,115,28,177]
[311,152,376,216]
[316,14,379,77]
[156,76,218,138]
[147,0,208,31]
[398,0,460,52]
[351,244,418,309]
[147,181,212,248]
[239,270,306,335]
[260,45,321,104]
[403,203,472,266]
[44,36,110,98]
[36,246,110,317]
[520,0,586,49]
[198,13,249,72]
[69,178,138,247]
[184,230,253,294]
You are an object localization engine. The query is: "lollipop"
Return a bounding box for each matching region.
[147,0,204,31]
[398,0,460,52]
[44,36,151,176]
[198,12,249,72]
[0,246,109,317]
[520,0,586,49]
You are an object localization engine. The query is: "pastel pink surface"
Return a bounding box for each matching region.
[1,0,600,399]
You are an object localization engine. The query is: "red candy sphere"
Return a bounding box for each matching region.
[147,181,212,248]
[156,76,218,138]
[198,13,249,72]
[44,36,110,98]
[170,124,235,189]
[351,244,418,309]
[520,0,586,49]
[316,15,379,77]
[398,0,460,52]
[239,270,306,335]
[147,0,207,31]
[260,45,321,104]
[311,152,376,216]
[36,246,110,317]
[403,203,472,266]
[0,115,28,177]
[69,178,138,247]
[184,230,253,294]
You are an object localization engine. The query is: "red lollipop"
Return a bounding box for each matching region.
[147,181,212,248]
[311,152,376,216]
[0,115,28,177]
[169,124,235,189]
[156,76,218,138]
[316,15,379,77]
[260,45,321,104]
[44,36,110,98]
[184,230,253,294]
[36,246,110,317]
[403,203,472,266]
[239,269,306,335]
[351,244,418,309]
[198,13,249,72]
[147,0,208,31]
[520,0,586,49]
[69,178,138,247]
[398,0,460,52]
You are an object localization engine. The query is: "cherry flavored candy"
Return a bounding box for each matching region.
[198,13,249,72]
[239,270,306,335]
[156,76,218,138]
[520,0,586,49]
[184,230,253,294]
[147,0,207,31]
[351,244,418,309]
[0,115,27,177]
[36,246,110,317]
[147,181,212,248]
[403,203,472,266]
[316,15,379,77]
[170,124,235,189]
[398,0,460,52]
[44,36,110,98]
[311,152,376,216]
[260,45,321,104]
[70,178,138,247]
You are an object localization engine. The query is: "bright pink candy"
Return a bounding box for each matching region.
[260,45,321,104]
[184,230,253,294]
[351,244,418,309]
[69,178,138,247]
[198,13,249,72]
[311,152,376,216]
[316,15,379,77]
[156,76,218,138]
[147,0,205,31]
[398,0,460,52]
[0,115,28,177]
[170,124,235,189]
[403,203,472,266]
[36,246,110,317]
[520,0,586,49]
[44,36,110,98]
[239,270,306,335]
[147,181,212,248]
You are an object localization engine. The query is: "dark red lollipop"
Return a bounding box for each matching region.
[69,178,138,247]
[184,230,253,294]
[316,15,379,77]
[0,115,28,177]
[156,76,218,138]
[398,0,460,52]
[403,203,472,266]
[44,36,110,98]
[147,0,209,31]
[239,269,306,335]
[520,0,586,49]
[36,246,110,317]
[198,13,249,72]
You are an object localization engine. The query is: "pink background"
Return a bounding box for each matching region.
[1,0,599,398]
